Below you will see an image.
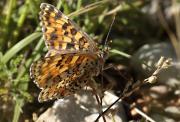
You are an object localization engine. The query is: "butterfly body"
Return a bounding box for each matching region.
[30,3,104,102]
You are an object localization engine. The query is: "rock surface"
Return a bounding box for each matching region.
[36,89,126,122]
[131,42,180,86]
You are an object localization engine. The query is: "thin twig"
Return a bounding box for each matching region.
[134,108,156,122]
[122,101,156,122]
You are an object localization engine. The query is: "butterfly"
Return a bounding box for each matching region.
[30,3,108,102]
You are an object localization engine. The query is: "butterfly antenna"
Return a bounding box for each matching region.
[104,14,116,47]
[100,14,116,95]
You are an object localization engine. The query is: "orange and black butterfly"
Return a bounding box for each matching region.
[30,3,108,102]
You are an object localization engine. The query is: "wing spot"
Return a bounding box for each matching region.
[64,31,69,36]
[70,28,77,35]
[79,37,85,49]
[53,75,61,82]
[43,15,49,21]
[79,37,87,43]
[62,23,68,30]
[50,33,58,40]
[67,43,75,49]
[55,12,62,20]
[48,5,55,12]
[40,4,46,10]
[65,55,73,64]
[56,60,62,67]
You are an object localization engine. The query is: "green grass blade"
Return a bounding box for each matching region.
[12,98,24,122]
[1,32,42,63]
[110,49,131,59]
[68,0,109,17]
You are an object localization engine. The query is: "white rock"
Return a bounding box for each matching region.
[131,42,180,87]
[36,89,126,122]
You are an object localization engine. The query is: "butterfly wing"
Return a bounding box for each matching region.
[30,3,102,102]
[30,53,99,102]
[40,3,98,55]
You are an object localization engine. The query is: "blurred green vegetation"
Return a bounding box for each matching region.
[0,0,179,122]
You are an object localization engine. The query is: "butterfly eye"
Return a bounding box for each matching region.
[103,46,110,59]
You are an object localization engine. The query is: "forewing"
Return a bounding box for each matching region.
[40,3,97,53]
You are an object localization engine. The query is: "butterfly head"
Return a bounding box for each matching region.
[98,44,110,64]
[98,14,115,63]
